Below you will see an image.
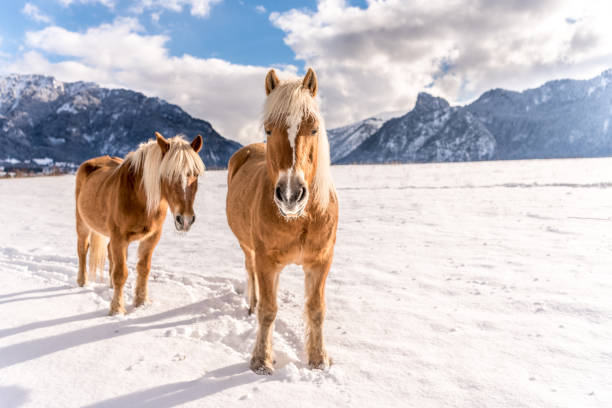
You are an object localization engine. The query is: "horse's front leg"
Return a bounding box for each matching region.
[109,233,129,316]
[251,251,282,375]
[304,255,333,369]
[134,230,162,307]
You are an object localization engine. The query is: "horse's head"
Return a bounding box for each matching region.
[155,132,204,232]
[263,68,330,219]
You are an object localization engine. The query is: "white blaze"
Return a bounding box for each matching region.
[286,112,302,167]
[181,175,188,201]
[181,174,187,190]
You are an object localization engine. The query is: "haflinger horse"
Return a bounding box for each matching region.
[75,132,204,315]
[226,68,338,375]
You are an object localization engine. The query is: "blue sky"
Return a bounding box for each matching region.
[1,1,612,144]
[1,1,302,66]
[1,1,361,69]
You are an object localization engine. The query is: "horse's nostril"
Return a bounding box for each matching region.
[190,215,196,225]
[175,214,183,225]
[275,186,283,202]
[297,186,306,202]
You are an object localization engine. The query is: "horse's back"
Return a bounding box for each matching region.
[227,143,265,184]
[77,156,122,177]
[77,155,118,193]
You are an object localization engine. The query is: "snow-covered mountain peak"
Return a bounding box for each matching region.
[414,92,450,112]
[0,74,241,168]
[330,68,612,164]
[328,115,390,163]
[0,74,69,112]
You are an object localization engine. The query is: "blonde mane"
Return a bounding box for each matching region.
[262,79,335,210]
[124,135,205,214]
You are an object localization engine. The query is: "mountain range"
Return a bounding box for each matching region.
[0,74,241,170]
[2,70,612,172]
[330,69,612,164]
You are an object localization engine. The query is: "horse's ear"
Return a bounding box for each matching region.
[302,67,318,97]
[155,132,170,154]
[191,134,203,153]
[265,69,280,95]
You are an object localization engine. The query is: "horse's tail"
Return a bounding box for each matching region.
[88,232,109,282]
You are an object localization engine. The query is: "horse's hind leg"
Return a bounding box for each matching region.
[107,242,113,288]
[303,256,333,369]
[76,212,90,287]
[240,244,258,315]
[134,230,162,308]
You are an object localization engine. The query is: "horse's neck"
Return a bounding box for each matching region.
[116,162,151,212]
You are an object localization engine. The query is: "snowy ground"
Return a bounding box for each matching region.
[1,159,612,407]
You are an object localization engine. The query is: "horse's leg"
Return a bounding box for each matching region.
[134,230,162,307]
[107,242,113,288]
[240,244,257,315]
[109,233,129,315]
[251,252,282,375]
[76,211,90,287]
[303,256,333,369]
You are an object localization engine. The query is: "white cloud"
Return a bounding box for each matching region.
[58,0,117,8]
[255,5,266,14]
[5,18,296,145]
[22,3,52,24]
[133,0,222,18]
[8,0,612,146]
[271,0,612,128]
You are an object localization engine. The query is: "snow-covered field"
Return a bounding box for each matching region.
[1,159,612,407]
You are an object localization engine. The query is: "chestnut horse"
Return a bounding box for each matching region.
[75,132,204,315]
[226,68,338,375]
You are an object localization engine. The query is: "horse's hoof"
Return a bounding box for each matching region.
[247,307,253,316]
[250,357,274,375]
[77,279,86,287]
[108,304,126,316]
[308,355,332,370]
[133,297,148,308]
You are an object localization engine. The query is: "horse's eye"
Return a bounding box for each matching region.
[311,128,318,135]
[265,129,271,135]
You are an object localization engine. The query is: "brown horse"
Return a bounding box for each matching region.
[226,68,339,375]
[75,132,204,315]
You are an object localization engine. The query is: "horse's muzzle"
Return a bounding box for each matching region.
[274,186,307,218]
[174,213,195,231]
[274,170,308,219]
